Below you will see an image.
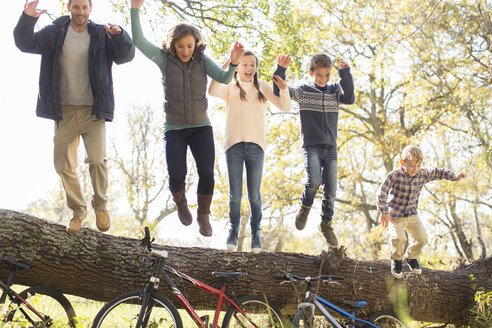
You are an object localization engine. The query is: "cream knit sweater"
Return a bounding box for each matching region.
[209,79,291,151]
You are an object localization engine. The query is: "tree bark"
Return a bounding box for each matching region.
[0,209,490,324]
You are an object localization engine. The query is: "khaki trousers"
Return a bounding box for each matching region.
[54,105,108,218]
[388,215,428,260]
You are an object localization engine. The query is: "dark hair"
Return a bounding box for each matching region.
[310,53,332,71]
[69,0,92,5]
[162,22,203,57]
[234,51,267,103]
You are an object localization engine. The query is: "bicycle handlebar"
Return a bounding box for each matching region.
[274,273,344,282]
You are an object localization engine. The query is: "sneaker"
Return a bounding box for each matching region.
[95,210,111,232]
[320,220,338,247]
[405,257,422,274]
[66,215,85,234]
[226,227,239,251]
[295,203,311,230]
[391,260,403,279]
[251,230,262,254]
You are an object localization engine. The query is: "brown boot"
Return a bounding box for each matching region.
[197,193,213,237]
[171,187,193,226]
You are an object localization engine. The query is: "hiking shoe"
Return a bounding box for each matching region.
[251,230,262,254]
[66,215,85,234]
[320,220,338,247]
[226,227,239,251]
[295,203,311,230]
[405,257,422,274]
[391,260,403,279]
[95,210,111,232]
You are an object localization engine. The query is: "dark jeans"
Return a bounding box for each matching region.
[301,144,337,221]
[225,142,264,232]
[164,126,215,195]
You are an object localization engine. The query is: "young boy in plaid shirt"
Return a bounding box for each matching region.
[376,145,467,278]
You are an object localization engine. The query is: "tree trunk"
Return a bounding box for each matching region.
[0,209,490,324]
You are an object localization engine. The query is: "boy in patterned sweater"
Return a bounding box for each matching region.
[376,145,467,278]
[273,54,355,247]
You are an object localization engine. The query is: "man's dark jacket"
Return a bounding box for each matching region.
[14,12,135,121]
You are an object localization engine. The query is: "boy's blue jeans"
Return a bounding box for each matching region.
[301,144,337,221]
[225,142,264,232]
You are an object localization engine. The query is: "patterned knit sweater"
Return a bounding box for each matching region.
[273,66,355,147]
[209,79,291,151]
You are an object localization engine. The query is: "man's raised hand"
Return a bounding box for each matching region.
[24,0,47,18]
[104,23,122,36]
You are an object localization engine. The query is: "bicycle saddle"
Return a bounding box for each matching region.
[211,271,243,279]
[0,258,32,270]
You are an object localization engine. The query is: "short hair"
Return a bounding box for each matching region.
[69,0,92,5]
[162,23,203,56]
[401,145,423,163]
[310,53,332,71]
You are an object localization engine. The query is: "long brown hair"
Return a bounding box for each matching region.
[234,51,267,103]
[162,23,203,57]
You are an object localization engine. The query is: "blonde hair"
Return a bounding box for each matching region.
[162,23,203,57]
[401,145,423,163]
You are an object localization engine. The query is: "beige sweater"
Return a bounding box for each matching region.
[209,79,291,151]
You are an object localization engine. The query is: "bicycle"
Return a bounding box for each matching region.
[276,273,406,328]
[0,257,77,327]
[92,227,288,328]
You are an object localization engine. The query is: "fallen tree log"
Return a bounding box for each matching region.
[0,209,490,324]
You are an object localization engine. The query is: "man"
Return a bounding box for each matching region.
[14,0,135,234]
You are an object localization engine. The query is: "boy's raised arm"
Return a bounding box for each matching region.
[338,59,355,105]
[272,54,291,97]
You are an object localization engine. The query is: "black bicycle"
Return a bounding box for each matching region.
[0,257,77,327]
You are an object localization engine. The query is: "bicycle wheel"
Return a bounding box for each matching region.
[222,295,288,328]
[292,308,336,328]
[5,285,77,327]
[91,290,182,328]
[368,311,406,328]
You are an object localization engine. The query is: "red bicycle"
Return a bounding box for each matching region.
[91,227,288,328]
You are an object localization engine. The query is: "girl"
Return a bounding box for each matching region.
[209,52,291,252]
[130,0,244,237]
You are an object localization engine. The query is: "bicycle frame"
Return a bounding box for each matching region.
[311,294,378,328]
[140,252,260,328]
[0,272,50,326]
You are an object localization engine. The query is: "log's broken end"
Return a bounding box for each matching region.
[317,246,346,271]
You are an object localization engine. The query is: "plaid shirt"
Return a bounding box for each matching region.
[376,166,458,218]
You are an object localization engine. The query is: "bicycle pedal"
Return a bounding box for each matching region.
[199,314,209,326]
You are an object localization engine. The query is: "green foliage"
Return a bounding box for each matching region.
[466,275,492,328]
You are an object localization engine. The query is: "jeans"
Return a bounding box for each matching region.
[225,142,264,232]
[301,144,337,221]
[164,126,215,195]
